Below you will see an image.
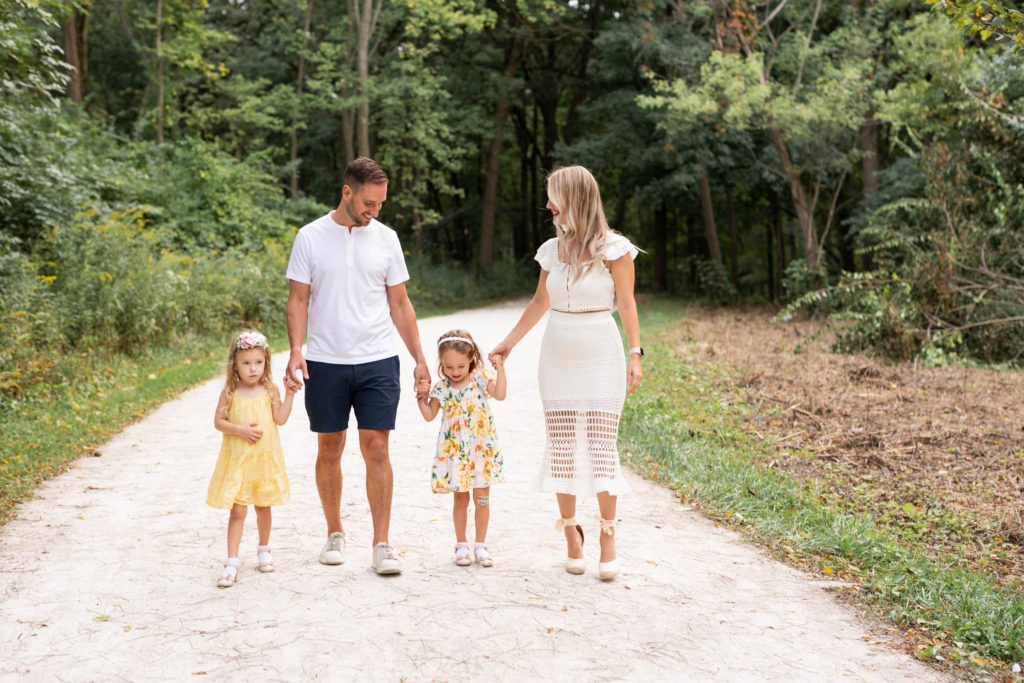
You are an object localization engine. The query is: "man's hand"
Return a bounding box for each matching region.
[287,350,309,389]
[413,361,430,400]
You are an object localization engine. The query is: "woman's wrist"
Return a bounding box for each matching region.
[629,346,644,358]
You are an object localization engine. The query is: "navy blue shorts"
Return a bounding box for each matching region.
[304,356,401,432]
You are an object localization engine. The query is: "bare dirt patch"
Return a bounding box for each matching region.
[680,305,1024,583]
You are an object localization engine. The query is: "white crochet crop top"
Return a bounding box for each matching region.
[534,232,639,313]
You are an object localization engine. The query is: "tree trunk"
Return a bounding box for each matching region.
[350,0,381,159]
[290,0,314,200]
[765,216,775,302]
[155,0,164,144]
[772,189,784,299]
[479,45,521,274]
[62,3,89,103]
[653,204,667,293]
[860,117,879,270]
[768,127,819,270]
[726,185,738,283]
[698,166,722,264]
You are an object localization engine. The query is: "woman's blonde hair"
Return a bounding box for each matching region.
[546,165,612,278]
[436,329,483,378]
[220,330,275,413]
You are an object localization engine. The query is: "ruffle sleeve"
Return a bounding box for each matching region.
[604,233,639,261]
[474,369,491,394]
[534,238,559,271]
[429,380,447,402]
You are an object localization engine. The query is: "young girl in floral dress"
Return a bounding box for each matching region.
[417,329,507,567]
[207,330,295,587]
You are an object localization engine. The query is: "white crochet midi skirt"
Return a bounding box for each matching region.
[537,310,631,496]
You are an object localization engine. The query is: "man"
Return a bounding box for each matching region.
[285,157,429,575]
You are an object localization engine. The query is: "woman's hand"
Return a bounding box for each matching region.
[626,355,643,395]
[488,341,511,366]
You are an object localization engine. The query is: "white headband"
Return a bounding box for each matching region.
[438,336,475,347]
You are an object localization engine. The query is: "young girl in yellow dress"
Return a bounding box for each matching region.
[207,330,295,588]
[417,330,506,567]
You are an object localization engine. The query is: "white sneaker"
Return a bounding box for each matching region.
[371,542,402,574]
[319,532,346,565]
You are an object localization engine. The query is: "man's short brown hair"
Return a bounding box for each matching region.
[343,157,388,192]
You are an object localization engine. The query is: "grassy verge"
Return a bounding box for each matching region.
[620,298,1024,679]
[0,294,507,528]
[0,329,285,526]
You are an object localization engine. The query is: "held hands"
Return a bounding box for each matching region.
[413,361,430,401]
[286,350,309,390]
[487,342,510,367]
[490,353,504,371]
[416,378,431,400]
[238,422,264,443]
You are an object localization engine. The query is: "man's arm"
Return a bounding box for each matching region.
[286,279,311,387]
[386,282,430,399]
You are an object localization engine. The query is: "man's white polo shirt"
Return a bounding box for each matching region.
[286,213,410,365]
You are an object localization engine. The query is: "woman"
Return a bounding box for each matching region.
[489,165,642,580]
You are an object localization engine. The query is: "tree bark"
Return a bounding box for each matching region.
[62,3,89,103]
[350,0,381,159]
[155,0,164,144]
[768,128,819,270]
[479,44,521,274]
[860,117,879,270]
[653,204,668,293]
[290,0,315,200]
[726,185,738,283]
[698,165,722,264]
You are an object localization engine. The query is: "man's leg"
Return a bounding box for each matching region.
[358,429,392,545]
[316,431,346,535]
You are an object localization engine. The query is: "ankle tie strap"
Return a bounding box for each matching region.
[599,518,616,535]
[555,517,579,532]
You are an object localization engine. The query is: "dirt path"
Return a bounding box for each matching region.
[0,302,950,682]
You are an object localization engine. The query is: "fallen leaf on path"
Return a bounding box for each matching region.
[92,615,109,622]
[561,606,567,611]
[822,565,834,575]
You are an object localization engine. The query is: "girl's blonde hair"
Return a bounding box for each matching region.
[436,329,483,378]
[546,165,614,279]
[221,330,274,411]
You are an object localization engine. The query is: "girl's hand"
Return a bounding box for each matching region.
[239,423,263,443]
[416,379,431,399]
[491,354,504,370]
[488,342,510,366]
[283,377,299,395]
[626,355,642,395]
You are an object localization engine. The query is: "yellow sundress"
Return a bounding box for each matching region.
[206,390,290,508]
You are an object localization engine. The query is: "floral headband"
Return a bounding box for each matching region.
[438,336,474,346]
[236,330,269,350]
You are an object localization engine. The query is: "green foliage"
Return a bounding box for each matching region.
[623,300,1024,666]
[696,259,738,304]
[930,0,1024,50]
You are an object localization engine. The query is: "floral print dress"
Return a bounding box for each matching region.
[429,370,503,493]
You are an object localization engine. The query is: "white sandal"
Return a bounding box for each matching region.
[454,542,472,566]
[217,560,239,588]
[598,518,619,580]
[257,548,275,573]
[555,517,585,574]
[474,543,493,567]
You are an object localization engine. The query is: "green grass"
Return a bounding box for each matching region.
[620,298,1024,677]
[0,291,516,527]
[0,329,288,526]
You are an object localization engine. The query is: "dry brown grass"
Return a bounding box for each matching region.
[679,305,1024,581]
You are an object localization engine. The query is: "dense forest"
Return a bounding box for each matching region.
[3,0,1024,402]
